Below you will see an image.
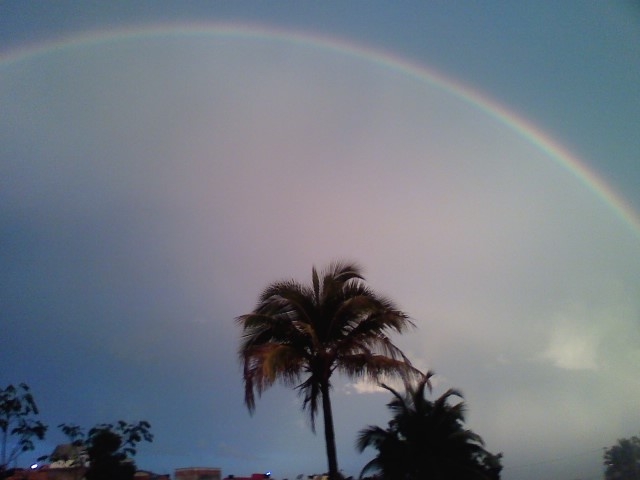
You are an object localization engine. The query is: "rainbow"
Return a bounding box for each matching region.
[3,22,639,235]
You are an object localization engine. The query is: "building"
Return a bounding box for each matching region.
[135,470,171,480]
[4,441,168,480]
[175,467,222,480]
[3,466,86,480]
[4,465,172,480]
[222,474,270,480]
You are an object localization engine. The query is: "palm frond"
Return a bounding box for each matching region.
[337,354,418,387]
[324,261,364,285]
[312,266,320,302]
[355,425,388,453]
[297,375,322,432]
[358,457,383,479]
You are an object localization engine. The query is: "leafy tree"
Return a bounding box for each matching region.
[85,429,134,480]
[356,372,502,480]
[604,434,640,480]
[0,383,47,474]
[56,421,153,480]
[237,261,418,480]
[58,423,84,445]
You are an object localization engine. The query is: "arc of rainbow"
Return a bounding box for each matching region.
[2,22,639,236]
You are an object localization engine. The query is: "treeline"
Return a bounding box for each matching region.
[7,262,633,480]
[0,383,152,480]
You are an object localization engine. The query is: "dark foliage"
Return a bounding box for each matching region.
[55,421,153,480]
[604,434,640,480]
[357,372,502,480]
[0,384,47,474]
[85,430,135,480]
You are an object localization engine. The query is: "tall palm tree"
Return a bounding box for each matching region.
[357,372,502,480]
[237,261,418,480]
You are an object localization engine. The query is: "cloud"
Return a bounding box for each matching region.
[343,380,387,395]
[342,365,451,397]
[541,318,600,370]
[540,279,639,371]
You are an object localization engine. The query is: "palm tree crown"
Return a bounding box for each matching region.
[357,372,502,480]
[237,261,417,480]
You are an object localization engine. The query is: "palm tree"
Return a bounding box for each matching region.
[357,372,502,480]
[237,261,418,480]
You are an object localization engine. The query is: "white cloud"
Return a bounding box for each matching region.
[540,280,639,371]
[344,380,387,395]
[541,320,599,370]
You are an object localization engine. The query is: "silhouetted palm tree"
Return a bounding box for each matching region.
[357,372,502,480]
[237,261,418,480]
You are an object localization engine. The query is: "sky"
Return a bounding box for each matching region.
[1,2,639,480]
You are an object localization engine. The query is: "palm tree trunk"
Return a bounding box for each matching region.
[320,381,339,480]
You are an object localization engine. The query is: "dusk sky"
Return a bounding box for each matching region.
[2,3,639,480]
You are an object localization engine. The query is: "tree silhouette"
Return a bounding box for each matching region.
[604,434,640,480]
[0,384,47,476]
[85,429,134,480]
[237,261,418,480]
[357,372,502,480]
[55,421,153,480]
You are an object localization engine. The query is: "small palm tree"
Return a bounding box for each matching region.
[237,261,418,480]
[357,372,502,480]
